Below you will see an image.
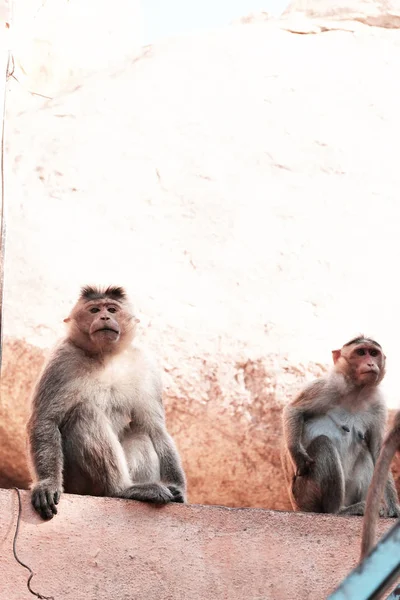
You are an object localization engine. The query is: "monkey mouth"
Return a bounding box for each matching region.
[94,327,120,335]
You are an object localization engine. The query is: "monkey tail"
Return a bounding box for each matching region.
[360,431,399,562]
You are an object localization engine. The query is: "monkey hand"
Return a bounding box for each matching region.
[293,450,315,476]
[31,480,61,520]
[167,484,186,503]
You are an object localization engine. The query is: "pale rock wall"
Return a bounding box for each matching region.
[1,8,400,509]
[284,0,400,27]
[11,0,142,96]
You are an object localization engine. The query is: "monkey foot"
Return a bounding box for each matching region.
[121,483,174,505]
[339,502,366,516]
[167,485,185,503]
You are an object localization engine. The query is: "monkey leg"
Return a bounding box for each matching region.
[339,502,385,517]
[121,432,161,483]
[61,405,132,496]
[118,482,175,504]
[119,434,174,503]
[121,428,186,504]
[292,435,345,514]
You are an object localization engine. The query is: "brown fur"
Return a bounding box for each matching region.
[360,411,400,560]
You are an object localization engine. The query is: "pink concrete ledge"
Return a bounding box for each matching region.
[0,488,394,599]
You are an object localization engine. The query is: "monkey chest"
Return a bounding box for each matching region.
[91,382,154,435]
[303,408,369,451]
[77,378,132,430]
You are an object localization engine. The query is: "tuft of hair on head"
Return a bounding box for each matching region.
[343,335,381,349]
[79,285,127,303]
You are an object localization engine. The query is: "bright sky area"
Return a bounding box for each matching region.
[141,0,292,45]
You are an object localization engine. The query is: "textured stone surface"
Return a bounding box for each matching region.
[0,340,44,489]
[283,0,400,27]
[0,488,396,600]
[11,0,142,97]
[2,11,400,508]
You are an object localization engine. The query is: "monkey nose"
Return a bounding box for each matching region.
[100,316,110,321]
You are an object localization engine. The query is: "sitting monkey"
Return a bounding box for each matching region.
[281,336,400,517]
[27,285,186,520]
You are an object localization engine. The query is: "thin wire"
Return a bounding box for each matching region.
[0,37,10,370]
[4,7,54,598]
[13,488,55,600]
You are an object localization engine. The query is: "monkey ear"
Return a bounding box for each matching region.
[63,317,71,323]
[332,349,341,364]
[134,317,140,324]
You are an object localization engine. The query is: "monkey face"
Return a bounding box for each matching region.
[349,344,384,384]
[88,304,121,342]
[65,301,138,355]
[333,340,385,387]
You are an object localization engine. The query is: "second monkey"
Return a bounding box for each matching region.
[281,336,400,517]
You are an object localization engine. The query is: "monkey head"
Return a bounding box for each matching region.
[332,336,386,387]
[64,285,139,355]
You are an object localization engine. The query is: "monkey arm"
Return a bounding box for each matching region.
[27,356,68,519]
[29,415,64,486]
[150,425,186,501]
[156,430,186,487]
[283,380,327,467]
[27,411,64,520]
[283,379,333,476]
[282,405,306,456]
[282,403,317,477]
[27,361,67,487]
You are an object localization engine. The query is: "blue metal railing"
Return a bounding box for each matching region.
[328,520,400,600]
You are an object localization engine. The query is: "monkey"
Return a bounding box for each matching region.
[281,336,400,518]
[360,410,400,560]
[27,285,186,520]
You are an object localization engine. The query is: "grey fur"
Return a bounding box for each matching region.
[281,371,400,517]
[27,300,186,520]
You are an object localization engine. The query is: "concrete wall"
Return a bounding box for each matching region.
[0,488,396,599]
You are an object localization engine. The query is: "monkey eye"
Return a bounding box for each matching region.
[89,307,100,314]
[356,348,366,356]
[370,349,379,357]
[108,307,117,314]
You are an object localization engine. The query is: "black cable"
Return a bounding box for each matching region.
[12,488,55,600]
